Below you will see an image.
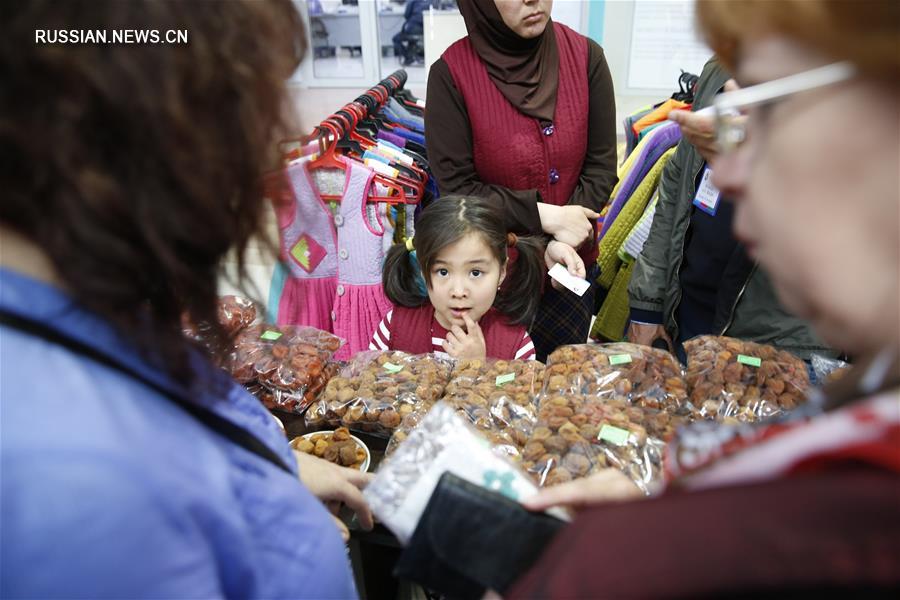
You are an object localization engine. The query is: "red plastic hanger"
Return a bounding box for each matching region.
[307,120,345,173]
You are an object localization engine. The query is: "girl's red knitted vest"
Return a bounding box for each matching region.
[390,305,525,360]
[442,22,594,263]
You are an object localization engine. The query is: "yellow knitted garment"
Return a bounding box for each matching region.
[591,147,676,341]
[592,260,636,342]
[597,148,676,288]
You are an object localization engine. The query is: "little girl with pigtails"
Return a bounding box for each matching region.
[370,195,585,360]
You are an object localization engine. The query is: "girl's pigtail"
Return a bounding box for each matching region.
[382,237,429,308]
[495,233,544,326]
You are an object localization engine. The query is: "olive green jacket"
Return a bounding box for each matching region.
[627,58,835,359]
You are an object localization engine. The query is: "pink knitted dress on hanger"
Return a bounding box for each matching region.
[331,169,394,360]
[275,157,392,359]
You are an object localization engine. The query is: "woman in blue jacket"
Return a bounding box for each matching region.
[0,1,371,597]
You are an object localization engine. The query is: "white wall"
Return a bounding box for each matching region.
[423,1,585,71]
[423,11,467,71]
[551,0,587,32]
[602,0,711,128]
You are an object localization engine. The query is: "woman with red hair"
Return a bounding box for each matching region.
[512,1,900,595]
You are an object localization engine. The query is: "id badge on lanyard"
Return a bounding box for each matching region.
[693,166,722,216]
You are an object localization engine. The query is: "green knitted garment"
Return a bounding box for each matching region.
[592,147,676,341]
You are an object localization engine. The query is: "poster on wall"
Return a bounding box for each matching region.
[627,0,711,90]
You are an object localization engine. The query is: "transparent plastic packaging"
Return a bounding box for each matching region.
[216,295,259,336]
[684,336,810,423]
[386,359,543,459]
[365,402,553,544]
[183,295,260,346]
[811,353,850,385]
[522,394,687,494]
[543,343,688,413]
[227,324,343,413]
[305,351,453,436]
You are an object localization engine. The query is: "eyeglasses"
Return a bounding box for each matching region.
[714,61,856,153]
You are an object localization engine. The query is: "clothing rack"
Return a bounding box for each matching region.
[314,69,413,143]
[297,68,429,207]
[268,70,430,359]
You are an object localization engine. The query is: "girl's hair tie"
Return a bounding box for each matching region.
[405,237,415,252]
[506,233,518,248]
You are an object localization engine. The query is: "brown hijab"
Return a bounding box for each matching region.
[457,0,559,122]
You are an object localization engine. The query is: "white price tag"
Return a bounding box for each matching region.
[364,158,399,179]
[693,167,721,216]
[548,263,590,297]
[375,142,414,166]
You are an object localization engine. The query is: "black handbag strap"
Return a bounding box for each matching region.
[0,308,292,475]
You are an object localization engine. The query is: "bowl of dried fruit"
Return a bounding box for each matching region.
[290,427,370,472]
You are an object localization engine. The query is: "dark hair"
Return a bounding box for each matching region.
[383,195,545,326]
[0,0,307,385]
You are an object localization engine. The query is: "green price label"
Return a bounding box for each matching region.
[260,330,283,341]
[737,354,762,368]
[609,354,633,366]
[598,424,631,446]
[495,373,516,386]
[383,362,404,374]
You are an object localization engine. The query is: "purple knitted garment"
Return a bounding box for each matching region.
[376,130,407,148]
[599,121,681,240]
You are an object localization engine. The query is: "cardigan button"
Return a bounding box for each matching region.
[339,248,349,260]
[543,124,555,136]
[549,168,560,184]
[334,214,344,227]
[336,284,345,296]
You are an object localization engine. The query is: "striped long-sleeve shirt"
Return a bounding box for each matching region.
[369,310,536,360]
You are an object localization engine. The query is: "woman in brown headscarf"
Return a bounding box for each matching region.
[425,0,618,361]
